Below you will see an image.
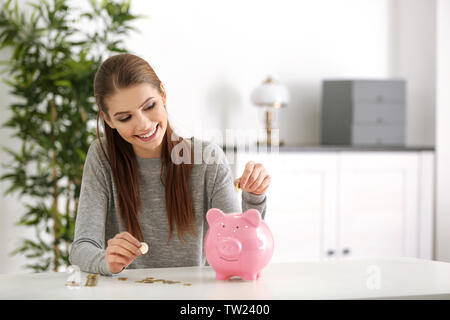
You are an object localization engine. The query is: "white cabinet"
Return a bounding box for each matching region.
[233,150,434,263]
[338,153,420,260]
[235,152,337,263]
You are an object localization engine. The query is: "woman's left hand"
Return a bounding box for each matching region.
[234,161,271,195]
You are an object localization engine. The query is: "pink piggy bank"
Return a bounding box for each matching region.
[204,208,274,280]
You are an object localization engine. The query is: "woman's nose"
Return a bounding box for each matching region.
[136,112,151,131]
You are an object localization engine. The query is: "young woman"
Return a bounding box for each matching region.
[69,53,271,275]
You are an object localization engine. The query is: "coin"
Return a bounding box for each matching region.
[139,242,149,254]
[143,279,155,283]
[183,283,192,286]
[85,274,99,287]
[118,277,128,281]
[134,276,187,285]
[234,181,241,192]
[136,276,155,283]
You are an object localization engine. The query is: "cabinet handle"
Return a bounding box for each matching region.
[326,249,335,257]
[342,248,351,256]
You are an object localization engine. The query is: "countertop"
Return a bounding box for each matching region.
[221,144,435,153]
[1,257,450,300]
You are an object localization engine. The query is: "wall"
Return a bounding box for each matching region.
[393,0,436,147]
[435,0,450,262]
[126,0,396,146]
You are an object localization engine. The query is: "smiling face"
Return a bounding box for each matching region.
[100,83,168,158]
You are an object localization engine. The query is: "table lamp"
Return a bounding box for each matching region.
[251,76,290,146]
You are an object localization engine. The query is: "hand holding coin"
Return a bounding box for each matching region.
[234,161,271,195]
[106,231,143,274]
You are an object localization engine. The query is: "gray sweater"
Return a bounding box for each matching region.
[69,138,267,276]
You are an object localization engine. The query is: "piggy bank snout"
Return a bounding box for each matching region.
[217,238,242,259]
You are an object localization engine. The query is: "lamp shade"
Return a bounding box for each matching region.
[251,76,290,108]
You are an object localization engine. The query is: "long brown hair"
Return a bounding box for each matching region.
[93,53,196,242]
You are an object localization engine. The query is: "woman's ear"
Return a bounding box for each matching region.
[100,110,115,129]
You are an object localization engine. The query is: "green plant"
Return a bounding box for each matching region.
[0,0,146,272]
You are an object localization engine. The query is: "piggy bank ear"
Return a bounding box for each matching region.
[206,208,225,226]
[242,209,261,227]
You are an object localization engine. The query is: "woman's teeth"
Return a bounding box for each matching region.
[139,125,158,138]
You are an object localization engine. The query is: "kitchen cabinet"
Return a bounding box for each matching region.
[232,148,434,263]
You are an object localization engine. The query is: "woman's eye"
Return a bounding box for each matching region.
[145,103,155,110]
[118,103,155,122]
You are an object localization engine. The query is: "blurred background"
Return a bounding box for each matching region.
[0,0,449,274]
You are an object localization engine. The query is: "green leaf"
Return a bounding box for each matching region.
[54,80,72,88]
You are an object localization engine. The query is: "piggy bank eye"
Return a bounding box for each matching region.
[222,223,225,228]
[235,226,239,229]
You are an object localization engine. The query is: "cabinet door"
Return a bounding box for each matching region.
[235,152,338,263]
[337,152,419,259]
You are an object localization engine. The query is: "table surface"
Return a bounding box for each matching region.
[1,257,450,300]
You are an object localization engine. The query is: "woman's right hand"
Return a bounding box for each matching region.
[106,232,142,274]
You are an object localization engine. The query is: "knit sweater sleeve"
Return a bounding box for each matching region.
[69,140,113,276]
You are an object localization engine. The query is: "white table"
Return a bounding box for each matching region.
[1,257,450,300]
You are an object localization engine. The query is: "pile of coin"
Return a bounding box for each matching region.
[65,273,193,288]
[129,276,191,286]
[85,274,99,287]
[135,276,156,284]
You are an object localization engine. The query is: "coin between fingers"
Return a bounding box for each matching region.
[140,242,149,254]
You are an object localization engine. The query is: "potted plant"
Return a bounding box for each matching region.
[0,0,146,272]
